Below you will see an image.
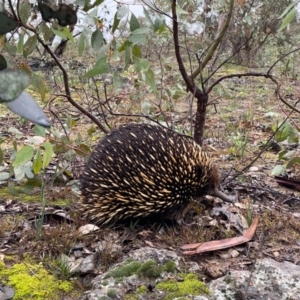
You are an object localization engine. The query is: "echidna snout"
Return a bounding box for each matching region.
[80,123,233,225]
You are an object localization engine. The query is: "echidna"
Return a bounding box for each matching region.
[80,123,233,225]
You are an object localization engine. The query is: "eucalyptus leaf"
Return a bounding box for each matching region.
[31,73,48,101]
[0,55,7,70]
[91,29,104,50]
[78,33,85,56]
[23,35,38,58]
[271,165,286,176]
[117,5,129,19]
[0,172,10,181]
[33,148,42,174]
[112,12,121,33]
[279,9,297,31]
[128,34,147,45]
[52,27,74,41]
[0,12,18,34]
[14,165,25,181]
[19,0,31,23]
[287,157,300,169]
[42,142,53,169]
[0,69,30,102]
[17,34,25,54]
[144,68,157,92]
[13,145,34,167]
[84,57,109,77]
[6,91,51,127]
[130,13,140,32]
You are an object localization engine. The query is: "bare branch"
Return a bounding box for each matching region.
[192,0,234,78]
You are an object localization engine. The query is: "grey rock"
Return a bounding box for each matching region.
[209,258,300,300]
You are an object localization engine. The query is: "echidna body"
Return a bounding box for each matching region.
[80,123,232,225]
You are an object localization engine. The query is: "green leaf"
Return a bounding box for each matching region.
[0,148,3,164]
[118,40,132,52]
[0,12,18,34]
[130,13,140,32]
[91,29,104,50]
[131,28,150,35]
[0,55,7,70]
[287,157,300,169]
[4,42,17,56]
[34,124,46,137]
[13,145,34,167]
[42,142,53,169]
[39,23,53,42]
[134,58,150,71]
[51,27,74,41]
[19,0,31,23]
[124,45,131,69]
[0,172,10,181]
[24,163,34,179]
[143,8,154,27]
[117,5,129,19]
[271,165,286,176]
[84,57,110,78]
[14,165,25,181]
[144,68,157,92]
[279,1,297,18]
[154,16,164,32]
[112,12,121,33]
[17,34,24,54]
[78,33,85,57]
[279,9,297,31]
[132,44,142,58]
[23,34,38,58]
[31,73,48,101]
[33,148,42,174]
[0,70,30,102]
[128,33,147,45]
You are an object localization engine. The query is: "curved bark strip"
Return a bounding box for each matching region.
[181,216,259,255]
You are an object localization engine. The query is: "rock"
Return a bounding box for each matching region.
[209,258,300,299]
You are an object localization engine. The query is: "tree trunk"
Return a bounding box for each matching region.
[194,93,208,146]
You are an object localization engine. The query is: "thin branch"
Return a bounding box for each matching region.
[171,0,203,98]
[192,0,234,78]
[268,46,300,74]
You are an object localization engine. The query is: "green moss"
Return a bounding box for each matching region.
[0,261,74,300]
[104,261,141,279]
[124,294,138,300]
[102,279,109,286]
[137,260,163,279]
[164,260,176,273]
[137,285,147,294]
[0,187,72,206]
[107,288,118,298]
[156,273,210,300]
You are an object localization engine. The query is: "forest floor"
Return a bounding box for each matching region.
[1,68,300,299]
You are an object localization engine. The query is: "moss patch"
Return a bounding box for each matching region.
[156,273,210,300]
[0,261,75,300]
[104,259,176,280]
[137,285,147,294]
